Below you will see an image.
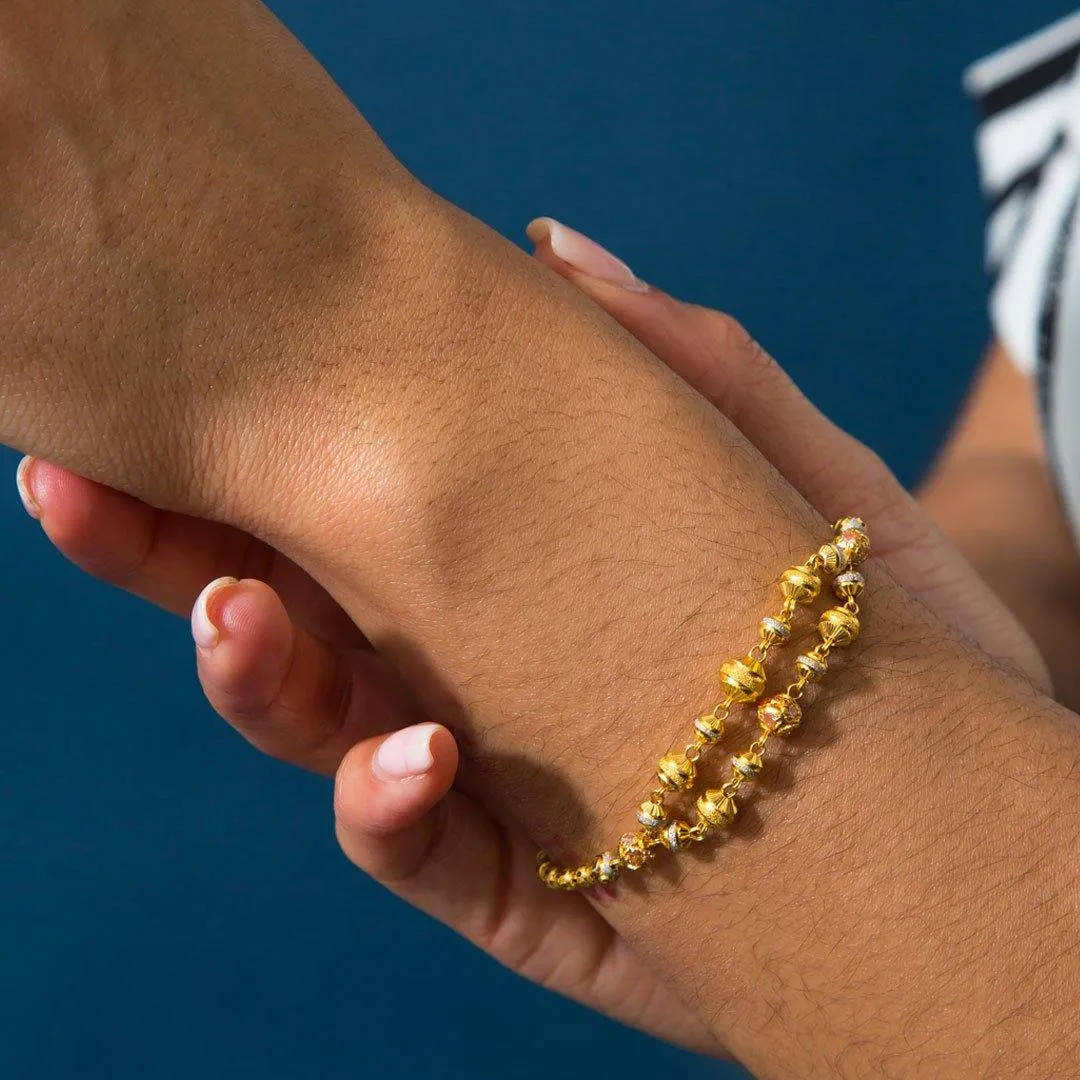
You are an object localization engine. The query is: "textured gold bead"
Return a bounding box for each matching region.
[835,528,871,566]
[758,693,802,736]
[636,799,667,830]
[618,832,650,870]
[657,752,696,792]
[779,565,821,604]
[818,606,860,647]
[696,789,738,830]
[693,712,725,743]
[718,655,766,702]
[833,570,865,600]
[732,749,763,780]
[796,650,828,680]
[662,820,693,852]
[815,542,847,574]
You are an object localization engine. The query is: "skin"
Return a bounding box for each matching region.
[27,235,1050,1059]
[20,230,1079,1075]
[921,345,1080,708]
[6,3,1080,1076]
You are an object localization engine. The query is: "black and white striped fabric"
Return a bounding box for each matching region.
[966,11,1080,537]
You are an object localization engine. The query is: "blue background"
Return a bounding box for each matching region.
[1,3,1072,1078]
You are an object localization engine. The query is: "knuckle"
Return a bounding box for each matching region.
[66,509,160,589]
[698,308,780,406]
[277,654,354,767]
[373,804,449,888]
[704,310,770,368]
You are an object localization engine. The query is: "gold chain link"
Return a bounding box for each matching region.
[537,517,871,891]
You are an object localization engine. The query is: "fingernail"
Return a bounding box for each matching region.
[16,457,41,520]
[372,723,439,781]
[526,217,648,291]
[191,576,239,652]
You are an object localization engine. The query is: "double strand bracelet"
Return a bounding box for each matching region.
[537,516,870,891]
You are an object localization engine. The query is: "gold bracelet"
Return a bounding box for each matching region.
[537,516,870,891]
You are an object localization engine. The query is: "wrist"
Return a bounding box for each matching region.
[272,193,717,601]
[335,427,1079,1075]
[598,591,1076,1077]
[223,197,1080,1072]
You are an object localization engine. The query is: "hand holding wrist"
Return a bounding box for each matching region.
[9,9,1077,1072]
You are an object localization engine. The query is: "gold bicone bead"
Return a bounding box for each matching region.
[694,712,725,743]
[636,799,667,830]
[718,655,766,702]
[657,752,696,792]
[796,649,829,680]
[833,570,865,600]
[818,606,860,647]
[732,749,764,780]
[835,528,871,566]
[779,565,821,604]
[758,693,802,735]
[815,542,847,574]
[662,820,694,852]
[618,831,650,870]
[696,789,738,830]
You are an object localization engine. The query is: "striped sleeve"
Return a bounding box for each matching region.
[965,11,1080,374]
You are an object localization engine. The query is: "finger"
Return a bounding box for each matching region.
[334,730,723,1057]
[17,456,362,645]
[526,218,1049,688]
[192,576,416,775]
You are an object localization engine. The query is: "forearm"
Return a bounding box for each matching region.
[8,6,1079,1070]
[920,347,1080,705]
[29,141,1075,1069]
[412,504,1078,1077]
[615,610,1073,1078]
[289,291,1079,1073]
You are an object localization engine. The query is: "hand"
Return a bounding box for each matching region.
[6,9,1072,1069]
[19,220,1050,1058]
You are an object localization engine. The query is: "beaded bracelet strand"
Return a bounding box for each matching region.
[537,516,870,891]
